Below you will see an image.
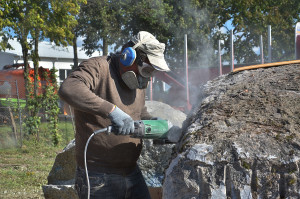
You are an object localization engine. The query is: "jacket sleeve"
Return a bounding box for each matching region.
[58,57,114,117]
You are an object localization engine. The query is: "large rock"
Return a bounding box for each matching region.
[145,100,186,127]
[47,140,76,185]
[163,64,300,198]
[42,185,78,199]
[43,140,78,198]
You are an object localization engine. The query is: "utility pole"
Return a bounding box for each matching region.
[184,34,191,110]
[260,35,264,64]
[268,25,272,63]
[218,40,223,75]
[230,30,234,71]
[295,22,300,59]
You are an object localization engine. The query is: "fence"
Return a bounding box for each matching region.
[0,80,24,148]
[0,80,75,148]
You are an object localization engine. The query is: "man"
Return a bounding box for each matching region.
[59,31,170,199]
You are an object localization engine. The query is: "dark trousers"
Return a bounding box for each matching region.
[75,166,151,199]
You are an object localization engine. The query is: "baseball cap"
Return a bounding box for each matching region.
[132,31,170,71]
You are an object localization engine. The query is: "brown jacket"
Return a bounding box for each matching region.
[58,56,152,174]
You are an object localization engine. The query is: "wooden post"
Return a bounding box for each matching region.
[8,106,17,143]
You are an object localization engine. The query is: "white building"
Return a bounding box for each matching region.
[0,38,100,84]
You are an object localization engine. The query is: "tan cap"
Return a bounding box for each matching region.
[132,31,170,71]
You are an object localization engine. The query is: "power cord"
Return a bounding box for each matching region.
[84,126,112,199]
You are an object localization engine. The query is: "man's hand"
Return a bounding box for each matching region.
[108,106,134,135]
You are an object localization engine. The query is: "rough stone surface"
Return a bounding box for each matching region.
[47,139,76,185]
[42,185,78,199]
[163,64,300,199]
[43,140,76,198]
[139,101,186,187]
[145,100,186,127]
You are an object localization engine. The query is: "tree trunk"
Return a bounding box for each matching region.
[73,34,78,70]
[33,28,39,97]
[21,40,29,100]
[103,37,108,56]
[33,29,40,141]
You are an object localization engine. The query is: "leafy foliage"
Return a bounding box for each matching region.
[23,70,42,139]
[23,68,60,146]
[0,31,12,51]
[228,0,300,62]
[46,0,86,46]
[77,0,125,55]
[75,0,300,68]
[41,68,60,146]
[0,0,85,145]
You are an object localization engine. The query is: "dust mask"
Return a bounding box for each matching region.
[121,71,150,89]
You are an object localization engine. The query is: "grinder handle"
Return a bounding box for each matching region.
[108,120,145,137]
[132,120,145,137]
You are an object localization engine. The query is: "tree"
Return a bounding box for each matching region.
[120,0,231,69]
[0,0,85,144]
[0,31,12,51]
[0,1,33,97]
[79,0,230,69]
[227,0,300,63]
[159,0,231,68]
[118,0,173,51]
[0,0,86,94]
[77,0,126,56]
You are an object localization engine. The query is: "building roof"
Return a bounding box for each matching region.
[2,38,100,59]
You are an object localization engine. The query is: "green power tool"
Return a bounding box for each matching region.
[130,120,172,140]
[105,120,174,144]
[92,119,175,142]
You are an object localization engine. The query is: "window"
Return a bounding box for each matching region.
[59,69,72,83]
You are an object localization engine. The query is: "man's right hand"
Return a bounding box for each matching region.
[108,106,134,135]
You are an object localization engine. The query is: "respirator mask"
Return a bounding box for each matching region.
[121,62,155,89]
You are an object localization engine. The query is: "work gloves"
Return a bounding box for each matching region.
[109,106,134,135]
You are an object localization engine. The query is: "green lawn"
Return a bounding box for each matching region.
[0,121,75,199]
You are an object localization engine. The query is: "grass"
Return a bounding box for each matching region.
[0,120,75,199]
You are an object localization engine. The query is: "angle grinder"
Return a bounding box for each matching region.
[84,120,175,199]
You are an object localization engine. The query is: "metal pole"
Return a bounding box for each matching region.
[295,22,300,60]
[65,115,68,144]
[230,30,234,71]
[218,40,222,75]
[68,105,76,136]
[150,77,153,101]
[15,80,22,147]
[184,34,190,109]
[268,25,272,63]
[260,35,264,64]
[295,23,297,60]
